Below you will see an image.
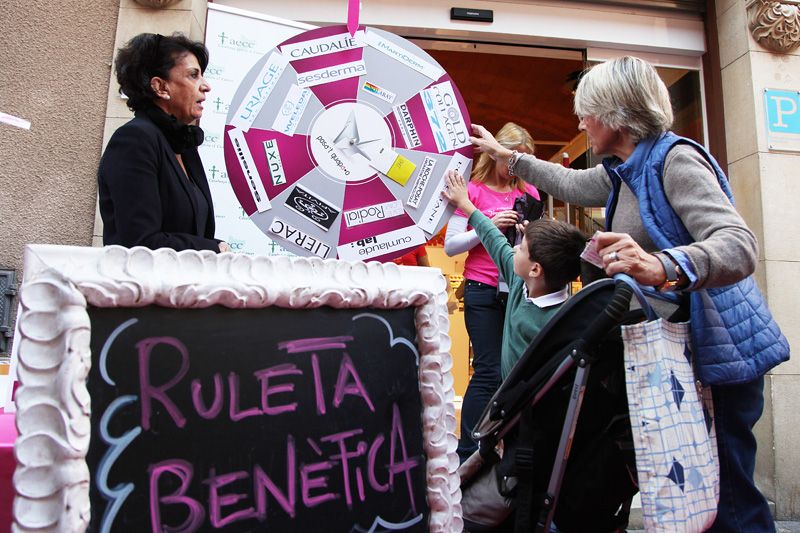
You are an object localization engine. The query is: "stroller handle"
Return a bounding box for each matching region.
[581,279,634,346]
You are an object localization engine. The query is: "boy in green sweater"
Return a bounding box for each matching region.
[443,170,586,379]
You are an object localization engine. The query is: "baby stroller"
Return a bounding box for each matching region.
[459,277,644,533]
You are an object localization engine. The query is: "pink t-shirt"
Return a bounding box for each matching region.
[454,181,540,287]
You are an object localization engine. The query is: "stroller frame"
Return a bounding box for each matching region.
[461,277,638,533]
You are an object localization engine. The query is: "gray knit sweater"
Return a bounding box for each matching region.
[512,145,757,289]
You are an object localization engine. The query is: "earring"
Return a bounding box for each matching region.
[163,94,170,100]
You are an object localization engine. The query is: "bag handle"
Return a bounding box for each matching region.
[613,273,656,320]
[612,273,682,321]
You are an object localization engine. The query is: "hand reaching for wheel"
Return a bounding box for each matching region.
[470,124,513,164]
[441,170,475,216]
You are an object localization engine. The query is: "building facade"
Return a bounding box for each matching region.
[0,0,798,519]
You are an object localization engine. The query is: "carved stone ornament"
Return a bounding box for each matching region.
[13,245,462,532]
[133,0,181,8]
[746,0,800,53]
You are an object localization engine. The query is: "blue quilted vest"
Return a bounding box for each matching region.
[603,132,790,385]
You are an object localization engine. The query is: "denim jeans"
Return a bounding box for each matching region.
[458,280,507,462]
[708,376,775,532]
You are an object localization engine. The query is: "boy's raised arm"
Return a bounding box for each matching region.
[441,170,476,217]
[442,171,516,282]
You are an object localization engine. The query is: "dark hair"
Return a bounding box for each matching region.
[115,32,209,112]
[525,219,586,292]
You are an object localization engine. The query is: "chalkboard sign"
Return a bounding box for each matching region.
[14,246,461,532]
[87,305,426,531]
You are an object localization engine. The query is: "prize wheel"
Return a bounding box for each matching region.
[223,25,473,262]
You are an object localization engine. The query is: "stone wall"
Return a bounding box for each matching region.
[0,0,118,275]
[716,0,800,519]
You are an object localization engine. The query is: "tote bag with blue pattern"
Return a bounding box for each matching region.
[622,300,718,532]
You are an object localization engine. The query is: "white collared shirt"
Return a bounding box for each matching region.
[523,284,569,308]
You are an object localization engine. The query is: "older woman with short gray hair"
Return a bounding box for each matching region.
[471,55,788,532]
[573,54,673,142]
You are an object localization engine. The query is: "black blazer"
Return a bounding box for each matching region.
[98,113,220,251]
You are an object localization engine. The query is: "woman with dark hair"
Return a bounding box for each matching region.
[98,32,229,252]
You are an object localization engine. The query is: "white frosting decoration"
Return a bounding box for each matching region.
[14,244,462,532]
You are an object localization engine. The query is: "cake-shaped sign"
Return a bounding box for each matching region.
[224,25,473,261]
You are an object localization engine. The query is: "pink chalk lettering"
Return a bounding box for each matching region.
[254,363,301,415]
[254,435,296,518]
[228,371,263,421]
[306,437,323,457]
[367,434,389,493]
[320,429,367,507]
[355,466,366,502]
[277,335,354,354]
[138,337,189,430]
[205,469,257,528]
[300,460,338,508]
[191,373,223,419]
[148,459,205,532]
[388,403,420,514]
[332,353,375,412]
[310,353,326,416]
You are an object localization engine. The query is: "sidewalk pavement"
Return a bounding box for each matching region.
[627,521,800,532]
[625,494,800,532]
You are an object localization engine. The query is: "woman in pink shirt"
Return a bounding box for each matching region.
[445,122,540,461]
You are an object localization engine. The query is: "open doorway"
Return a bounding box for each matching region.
[413,40,586,162]
[418,40,596,236]
[406,40,587,403]
[408,40,707,406]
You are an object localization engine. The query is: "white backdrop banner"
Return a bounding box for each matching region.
[201,4,315,256]
[0,7,313,412]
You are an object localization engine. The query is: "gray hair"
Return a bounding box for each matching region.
[574,56,673,142]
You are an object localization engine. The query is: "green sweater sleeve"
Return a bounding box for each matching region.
[468,211,515,283]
